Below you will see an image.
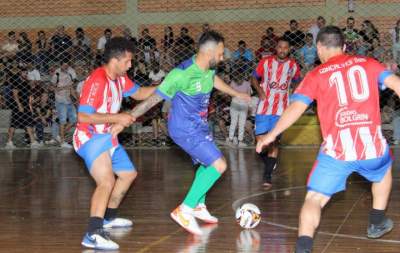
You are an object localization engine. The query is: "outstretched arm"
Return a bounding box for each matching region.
[130,93,164,118]
[256,101,308,153]
[131,86,157,101]
[214,75,251,101]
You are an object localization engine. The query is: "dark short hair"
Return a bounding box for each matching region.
[306,33,314,39]
[290,19,297,25]
[76,27,84,33]
[316,25,345,48]
[238,40,246,46]
[8,31,15,37]
[347,16,355,22]
[104,28,112,34]
[276,37,290,45]
[198,30,224,48]
[104,37,135,63]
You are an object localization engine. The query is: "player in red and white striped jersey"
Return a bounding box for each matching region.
[256,26,400,253]
[251,37,301,187]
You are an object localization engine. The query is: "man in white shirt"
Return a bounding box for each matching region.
[51,59,78,148]
[309,16,326,45]
[148,62,165,85]
[97,28,112,53]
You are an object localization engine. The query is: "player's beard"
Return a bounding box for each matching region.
[209,59,218,70]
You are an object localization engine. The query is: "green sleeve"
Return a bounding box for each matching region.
[156,69,184,100]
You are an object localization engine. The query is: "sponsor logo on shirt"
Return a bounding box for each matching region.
[335,107,372,127]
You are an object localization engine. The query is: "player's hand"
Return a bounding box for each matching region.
[115,113,135,127]
[236,92,251,102]
[110,124,125,138]
[256,133,276,153]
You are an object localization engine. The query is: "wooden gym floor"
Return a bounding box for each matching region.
[0,147,399,253]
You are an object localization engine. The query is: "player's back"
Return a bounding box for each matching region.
[303,54,388,160]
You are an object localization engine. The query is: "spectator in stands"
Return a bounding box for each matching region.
[359,20,379,48]
[283,19,305,49]
[371,38,385,62]
[97,28,112,54]
[1,31,19,60]
[309,16,326,45]
[134,60,150,86]
[162,26,174,51]
[233,40,254,62]
[256,37,275,61]
[227,69,252,148]
[51,58,77,148]
[390,19,400,64]
[17,32,32,64]
[72,27,91,63]
[122,25,138,47]
[356,36,371,56]
[202,23,210,33]
[50,25,72,62]
[298,33,317,73]
[148,61,165,85]
[342,17,360,54]
[174,27,195,64]
[35,30,49,73]
[262,27,279,49]
[160,26,175,71]
[96,28,112,66]
[6,67,40,149]
[139,28,156,52]
[32,89,50,145]
[26,59,41,83]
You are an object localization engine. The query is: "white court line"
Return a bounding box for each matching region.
[232,185,400,245]
[321,190,366,253]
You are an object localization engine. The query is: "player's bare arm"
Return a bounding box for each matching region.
[250,75,266,100]
[130,93,164,119]
[131,86,157,101]
[214,75,251,102]
[383,74,400,97]
[256,101,308,153]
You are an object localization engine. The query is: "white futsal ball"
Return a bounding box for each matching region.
[235,203,261,229]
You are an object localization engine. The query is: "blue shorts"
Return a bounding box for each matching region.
[76,134,135,173]
[255,114,280,136]
[172,134,223,166]
[307,147,392,197]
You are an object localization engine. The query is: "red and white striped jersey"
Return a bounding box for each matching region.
[253,55,300,116]
[293,54,392,161]
[73,67,139,151]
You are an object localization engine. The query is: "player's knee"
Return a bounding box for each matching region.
[119,170,137,183]
[98,176,116,190]
[213,158,227,174]
[305,191,330,208]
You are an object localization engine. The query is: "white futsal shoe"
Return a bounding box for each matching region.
[81,229,119,250]
[103,217,133,229]
[193,203,218,224]
[171,204,203,236]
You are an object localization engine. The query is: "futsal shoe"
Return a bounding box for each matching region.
[171,205,203,236]
[81,229,119,250]
[367,217,394,239]
[103,217,133,229]
[193,203,218,224]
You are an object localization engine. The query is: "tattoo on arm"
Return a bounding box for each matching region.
[130,93,164,118]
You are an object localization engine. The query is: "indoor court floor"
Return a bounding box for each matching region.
[0,146,399,253]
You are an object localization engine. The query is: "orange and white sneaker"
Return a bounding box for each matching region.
[170,205,203,236]
[193,203,218,224]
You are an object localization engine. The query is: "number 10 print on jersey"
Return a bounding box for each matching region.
[292,54,393,161]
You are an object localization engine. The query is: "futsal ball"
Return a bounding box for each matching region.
[235,203,261,229]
